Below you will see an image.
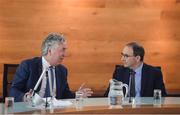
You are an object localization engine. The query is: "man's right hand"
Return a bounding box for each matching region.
[23,89,33,102]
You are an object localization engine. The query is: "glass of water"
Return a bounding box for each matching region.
[153,89,161,106]
[75,91,84,110]
[5,97,14,108]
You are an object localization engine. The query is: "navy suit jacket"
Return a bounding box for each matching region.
[104,63,167,97]
[9,57,74,102]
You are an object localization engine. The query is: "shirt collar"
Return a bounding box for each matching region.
[134,63,143,74]
[42,57,51,70]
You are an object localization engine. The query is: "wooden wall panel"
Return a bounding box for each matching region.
[0,0,180,96]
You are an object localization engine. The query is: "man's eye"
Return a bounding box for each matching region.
[124,55,129,57]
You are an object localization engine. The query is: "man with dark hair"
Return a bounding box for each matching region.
[10,33,92,102]
[104,42,166,97]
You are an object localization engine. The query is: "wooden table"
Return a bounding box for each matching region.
[1,97,180,114]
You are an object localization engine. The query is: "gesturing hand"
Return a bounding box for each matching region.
[23,89,33,102]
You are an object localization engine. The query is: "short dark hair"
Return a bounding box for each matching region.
[126,42,145,61]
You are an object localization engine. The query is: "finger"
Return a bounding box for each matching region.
[23,93,29,102]
[85,91,93,96]
[84,88,92,90]
[82,88,92,92]
[29,89,33,93]
[85,93,92,96]
[28,89,33,95]
[86,90,93,94]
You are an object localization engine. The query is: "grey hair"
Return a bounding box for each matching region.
[41,33,65,56]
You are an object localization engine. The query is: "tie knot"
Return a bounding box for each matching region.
[130,69,136,75]
[49,66,55,69]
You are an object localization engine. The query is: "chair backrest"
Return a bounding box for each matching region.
[3,64,19,102]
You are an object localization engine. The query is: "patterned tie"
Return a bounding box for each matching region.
[49,66,54,92]
[44,66,54,97]
[44,71,50,97]
[129,69,136,97]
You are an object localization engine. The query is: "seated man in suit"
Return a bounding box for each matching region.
[104,42,166,97]
[9,33,93,102]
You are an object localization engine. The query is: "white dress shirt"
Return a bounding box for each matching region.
[134,63,143,97]
[38,57,56,97]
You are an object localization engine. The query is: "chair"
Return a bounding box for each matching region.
[2,64,19,102]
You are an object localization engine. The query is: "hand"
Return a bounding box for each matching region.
[80,88,93,97]
[23,89,33,102]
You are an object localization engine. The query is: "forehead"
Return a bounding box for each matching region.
[54,42,67,49]
[122,46,133,54]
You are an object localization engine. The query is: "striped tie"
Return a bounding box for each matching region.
[129,69,136,97]
[44,66,54,97]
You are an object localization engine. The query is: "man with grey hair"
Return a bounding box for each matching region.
[10,33,92,102]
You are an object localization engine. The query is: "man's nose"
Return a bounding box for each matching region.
[121,56,124,61]
[63,52,68,57]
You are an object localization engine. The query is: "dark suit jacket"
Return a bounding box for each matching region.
[104,63,167,97]
[9,57,74,102]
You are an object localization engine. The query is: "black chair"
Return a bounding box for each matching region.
[2,64,19,102]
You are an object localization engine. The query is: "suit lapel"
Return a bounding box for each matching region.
[36,58,43,92]
[38,59,42,78]
[55,66,62,98]
[125,69,131,85]
[141,64,148,96]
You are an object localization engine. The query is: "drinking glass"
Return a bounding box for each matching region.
[153,89,161,106]
[5,97,14,108]
[75,91,84,109]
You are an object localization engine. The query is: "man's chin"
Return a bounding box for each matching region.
[59,59,64,62]
[123,64,129,68]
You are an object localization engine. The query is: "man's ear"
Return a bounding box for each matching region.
[47,48,52,55]
[136,55,141,62]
